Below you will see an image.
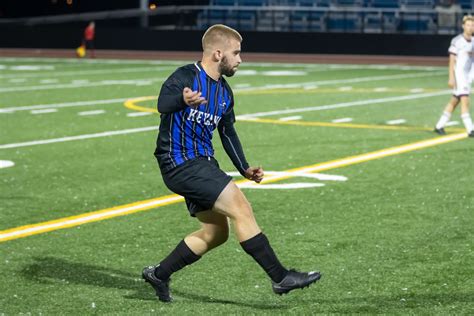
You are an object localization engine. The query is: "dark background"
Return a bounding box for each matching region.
[0,0,208,18]
[0,1,459,56]
[0,25,451,56]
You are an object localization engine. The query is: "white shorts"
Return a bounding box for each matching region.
[453,72,471,97]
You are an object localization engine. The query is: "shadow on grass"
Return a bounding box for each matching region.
[20,256,288,310]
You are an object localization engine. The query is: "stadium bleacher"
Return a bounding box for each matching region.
[197,0,473,33]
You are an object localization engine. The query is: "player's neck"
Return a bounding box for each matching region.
[463,32,472,41]
[200,60,221,81]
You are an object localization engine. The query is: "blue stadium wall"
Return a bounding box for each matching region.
[0,26,451,56]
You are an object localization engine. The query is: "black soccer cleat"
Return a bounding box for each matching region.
[142,265,172,302]
[433,127,446,135]
[469,130,474,138]
[272,269,321,295]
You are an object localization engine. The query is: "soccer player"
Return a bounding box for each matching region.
[82,21,95,58]
[143,24,321,302]
[434,15,474,137]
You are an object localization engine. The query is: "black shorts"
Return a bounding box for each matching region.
[160,157,233,217]
[83,39,94,49]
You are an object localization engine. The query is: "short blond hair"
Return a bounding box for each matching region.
[463,15,474,24]
[202,24,242,51]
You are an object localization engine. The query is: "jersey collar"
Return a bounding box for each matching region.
[195,61,221,82]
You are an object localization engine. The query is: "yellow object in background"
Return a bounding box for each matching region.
[76,44,86,58]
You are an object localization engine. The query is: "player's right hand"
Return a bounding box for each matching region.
[183,87,207,107]
[448,78,455,88]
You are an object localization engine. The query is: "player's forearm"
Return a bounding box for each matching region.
[157,94,187,114]
[449,54,456,79]
[218,123,249,176]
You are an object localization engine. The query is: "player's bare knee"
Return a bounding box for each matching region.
[232,201,255,223]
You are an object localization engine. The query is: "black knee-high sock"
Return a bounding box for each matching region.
[154,240,201,280]
[240,233,288,283]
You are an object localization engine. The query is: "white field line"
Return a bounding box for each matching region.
[234,71,444,93]
[127,112,153,117]
[31,109,58,114]
[0,71,439,94]
[0,78,164,93]
[239,183,325,189]
[386,119,407,125]
[0,132,466,242]
[0,98,130,113]
[72,80,90,84]
[332,117,353,123]
[0,126,157,149]
[0,57,188,65]
[254,133,467,186]
[40,79,59,84]
[0,57,444,70]
[0,90,451,149]
[0,66,174,79]
[237,90,451,119]
[279,116,302,121]
[8,78,27,83]
[338,86,353,91]
[1,71,442,112]
[78,110,106,116]
[0,160,15,169]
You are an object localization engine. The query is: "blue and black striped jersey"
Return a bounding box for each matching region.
[155,62,249,175]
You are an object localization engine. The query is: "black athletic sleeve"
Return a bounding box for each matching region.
[157,67,194,114]
[218,107,250,176]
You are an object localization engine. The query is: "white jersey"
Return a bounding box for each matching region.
[448,34,474,75]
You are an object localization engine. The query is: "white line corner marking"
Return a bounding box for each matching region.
[228,171,347,189]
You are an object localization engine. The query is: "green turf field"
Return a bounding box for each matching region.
[1,57,473,314]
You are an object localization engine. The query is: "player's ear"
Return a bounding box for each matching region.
[214,49,223,61]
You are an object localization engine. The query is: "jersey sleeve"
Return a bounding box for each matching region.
[157,67,194,114]
[217,97,250,176]
[448,37,459,55]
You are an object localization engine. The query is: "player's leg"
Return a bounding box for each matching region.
[184,210,229,255]
[435,96,459,134]
[153,210,228,279]
[212,181,260,241]
[459,96,473,135]
[90,40,95,58]
[143,210,229,302]
[213,181,321,294]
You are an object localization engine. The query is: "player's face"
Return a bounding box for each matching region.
[218,39,242,77]
[463,20,473,36]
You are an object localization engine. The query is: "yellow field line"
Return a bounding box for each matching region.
[123,96,463,132]
[255,132,467,185]
[0,194,183,242]
[0,132,467,243]
[243,117,452,132]
[237,88,442,95]
[124,96,157,113]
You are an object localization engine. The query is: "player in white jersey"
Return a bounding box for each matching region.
[434,15,474,137]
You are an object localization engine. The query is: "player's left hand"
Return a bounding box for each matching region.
[244,166,264,183]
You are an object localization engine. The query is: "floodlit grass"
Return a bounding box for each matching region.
[0,57,473,314]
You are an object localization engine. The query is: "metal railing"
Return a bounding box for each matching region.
[0,5,471,34]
